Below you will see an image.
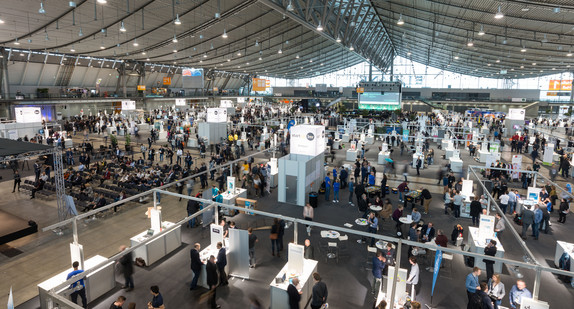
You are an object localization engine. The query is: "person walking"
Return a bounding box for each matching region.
[303,203,314,236]
[67,261,87,308]
[348,177,355,205]
[189,243,202,290]
[216,242,228,286]
[465,267,481,302]
[205,256,220,309]
[532,204,543,240]
[310,272,328,309]
[118,245,134,291]
[12,170,21,193]
[248,228,258,268]
[521,205,534,240]
[558,198,569,223]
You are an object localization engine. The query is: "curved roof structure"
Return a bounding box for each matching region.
[0,0,572,80]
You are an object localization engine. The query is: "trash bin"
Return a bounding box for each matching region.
[309,192,318,208]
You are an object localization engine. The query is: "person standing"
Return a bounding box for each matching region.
[470,196,482,227]
[287,278,302,309]
[324,172,331,202]
[494,213,505,238]
[216,242,228,286]
[310,272,328,309]
[270,218,281,257]
[248,228,258,268]
[372,251,387,297]
[348,177,355,205]
[333,179,340,203]
[118,245,134,291]
[532,204,543,240]
[303,203,314,236]
[189,243,202,290]
[499,191,510,214]
[304,239,315,260]
[205,255,220,309]
[558,198,569,223]
[483,240,497,281]
[362,212,378,246]
[452,190,464,218]
[471,282,494,309]
[67,261,87,308]
[488,274,506,309]
[521,205,534,240]
[110,296,126,309]
[12,170,21,193]
[405,256,420,301]
[421,187,431,214]
[416,157,422,176]
[465,267,481,302]
[508,280,532,309]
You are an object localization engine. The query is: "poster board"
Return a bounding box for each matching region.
[478,215,495,241]
[386,266,408,304]
[507,108,526,120]
[175,99,186,106]
[207,108,227,123]
[521,298,549,309]
[227,176,235,194]
[287,243,304,275]
[527,187,542,201]
[15,107,42,123]
[543,144,554,165]
[121,100,136,110]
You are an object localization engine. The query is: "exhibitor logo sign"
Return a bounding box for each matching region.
[306,133,315,141]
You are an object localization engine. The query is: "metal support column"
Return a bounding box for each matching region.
[293,221,298,244]
[368,64,373,82]
[0,48,10,99]
[53,148,67,222]
[389,239,402,305]
[532,266,542,300]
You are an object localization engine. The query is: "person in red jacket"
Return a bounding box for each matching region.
[397,181,409,202]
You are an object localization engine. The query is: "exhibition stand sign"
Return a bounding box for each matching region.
[15,107,42,123]
[207,108,227,123]
[121,100,136,111]
[507,108,526,120]
[527,187,542,201]
[478,215,495,241]
[543,144,554,165]
[289,125,325,156]
[175,99,186,106]
[511,155,522,180]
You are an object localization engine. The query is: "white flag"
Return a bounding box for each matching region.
[7,287,14,309]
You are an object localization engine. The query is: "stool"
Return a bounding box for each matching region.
[385,186,390,194]
[327,242,338,263]
[392,188,398,194]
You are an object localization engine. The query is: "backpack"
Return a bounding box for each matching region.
[468,292,483,309]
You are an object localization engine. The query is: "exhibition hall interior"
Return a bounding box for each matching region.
[1,1,574,309]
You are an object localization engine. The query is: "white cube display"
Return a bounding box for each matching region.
[207,108,227,123]
[289,125,326,156]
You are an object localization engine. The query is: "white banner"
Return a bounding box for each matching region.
[227,176,235,194]
[289,125,326,156]
[207,108,227,123]
[511,155,522,180]
[14,107,42,123]
[543,144,554,165]
[121,100,136,110]
[507,108,526,120]
[220,100,233,107]
[175,98,186,106]
[478,215,495,241]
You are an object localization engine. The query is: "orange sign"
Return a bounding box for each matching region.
[265,79,271,88]
[253,78,266,91]
[356,87,364,93]
[137,85,146,91]
[549,80,572,91]
[163,77,172,85]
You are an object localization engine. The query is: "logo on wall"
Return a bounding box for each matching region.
[34,110,40,114]
[214,111,218,115]
[306,133,315,141]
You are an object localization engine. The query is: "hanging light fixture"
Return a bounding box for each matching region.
[39,1,46,14]
[295,54,299,59]
[567,50,573,57]
[173,49,178,53]
[317,21,323,31]
[203,53,207,58]
[174,14,181,25]
[397,14,404,25]
[100,44,105,49]
[78,28,84,37]
[97,0,107,3]
[237,51,242,56]
[120,21,127,32]
[133,39,139,46]
[494,5,504,19]
[336,36,341,43]
[478,25,485,36]
[70,46,76,52]
[349,45,354,51]
[521,46,527,52]
[14,38,20,45]
[142,51,146,55]
[278,48,282,54]
[0,19,4,24]
[172,35,178,43]
[286,0,294,11]
[467,39,474,47]
[222,29,228,38]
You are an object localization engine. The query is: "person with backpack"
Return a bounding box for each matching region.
[468,282,494,309]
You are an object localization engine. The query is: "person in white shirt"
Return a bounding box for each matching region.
[499,191,510,214]
[507,190,517,214]
[406,256,420,300]
[480,195,488,209]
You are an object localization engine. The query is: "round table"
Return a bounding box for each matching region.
[323,230,340,239]
[399,217,413,224]
[370,205,383,212]
[355,218,368,226]
[375,240,388,250]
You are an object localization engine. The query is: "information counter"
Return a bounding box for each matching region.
[130,221,182,266]
[197,244,230,289]
[269,259,318,309]
[467,227,505,273]
[38,255,115,309]
[221,188,248,216]
[554,241,574,271]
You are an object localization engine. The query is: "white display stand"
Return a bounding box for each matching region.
[221,188,248,216]
[136,123,150,132]
[478,215,495,240]
[554,241,574,271]
[366,135,375,144]
[64,138,73,149]
[450,158,463,173]
[441,140,451,150]
[445,147,456,159]
[478,150,490,163]
[467,227,505,273]
[553,152,560,162]
[543,144,554,165]
[38,255,115,309]
[333,139,340,149]
[347,149,358,161]
[521,298,549,309]
[130,221,182,266]
[269,259,318,309]
[385,266,408,304]
[378,151,390,165]
[341,134,350,142]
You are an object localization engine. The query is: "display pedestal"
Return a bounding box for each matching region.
[467,227,505,273]
[366,135,375,144]
[38,255,115,309]
[341,134,350,142]
[269,259,318,309]
[445,148,455,159]
[441,140,450,149]
[130,222,181,266]
[378,151,390,165]
[333,139,340,149]
[553,152,560,162]
[554,241,574,271]
[270,172,279,187]
[221,188,248,216]
[157,130,167,141]
[478,150,489,163]
[450,158,463,173]
[137,123,150,132]
[188,138,198,148]
[346,149,358,161]
[64,138,73,149]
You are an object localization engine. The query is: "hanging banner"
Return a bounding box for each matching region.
[252,78,267,91]
[137,85,146,91]
[431,249,443,298]
[511,155,522,180]
[402,129,410,142]
[289,124,326,156]
[163,77,172,85]
[206,108,227,123]
[227,176,235,194]
[175,99,186,106]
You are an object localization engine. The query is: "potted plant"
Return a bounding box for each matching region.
[125,134,132,152]
[110,134,118,148]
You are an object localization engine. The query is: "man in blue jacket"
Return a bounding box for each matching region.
[372,251,387,297]
[324,172,331,201]
[67,261,87,308]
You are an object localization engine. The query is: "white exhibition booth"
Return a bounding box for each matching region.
[466,216,505,273]
[278,125,325,206]
[269,243,318,309]
[198,108,228,145]
[554,241,574,271]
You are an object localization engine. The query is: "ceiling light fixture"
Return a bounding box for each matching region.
[407,51,412,56]
[349,45,354,51]
[478,25,485,36]
[278,48,282,54]
[286,0,294,12]
[133,39,139,46]
[336,36,341,43]
[97,0,107,3]
[173,49,177,53]
[0,19,4,24]
[222,29,228,38]
[78,28,84,37]
[494,5,504,19]
[70,47,76,52]
[567,50,573,57]
[237,51,241,56]
[142,51,146,55]
[295,54,299,59]
[203,53,207,58]
[317,21,323,31]
[496,59,500,63]
[14,38,20,45]
[120,21,126,32]
[172,35,178,43]
[39,1,46,14]
[454,55,459,60]
[467,39,474,47]
[521,46,527,52]
[532,62,536,65]
[174,14,181,25]
[397,14,404,25]
[100,45,105,49]
[254,40,259,46]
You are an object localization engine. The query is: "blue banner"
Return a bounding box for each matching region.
[287,120,295,131]
[402,129,410,142]
[431,249,443,297]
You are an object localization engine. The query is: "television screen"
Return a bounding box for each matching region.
[358,91,401,110]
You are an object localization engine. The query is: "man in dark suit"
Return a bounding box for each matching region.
[206,255,219,309]
[420,222,436,242]
[216,242,228,285]
[288,278,302,309]
[189,243,202,290]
